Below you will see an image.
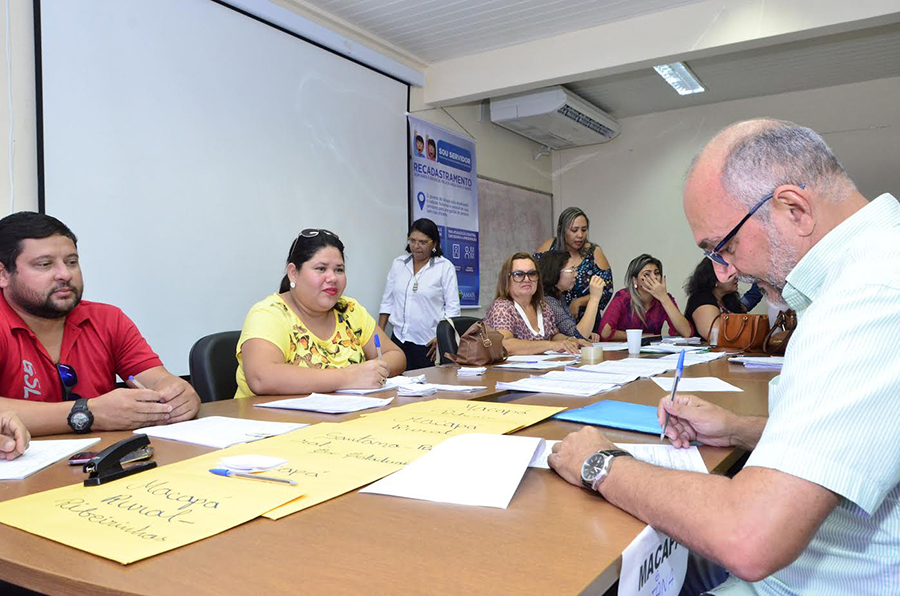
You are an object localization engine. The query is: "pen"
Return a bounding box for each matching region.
[374,333,383,360]
[660,349,686,441]
[127,375,147,390]
[209,468,297,485]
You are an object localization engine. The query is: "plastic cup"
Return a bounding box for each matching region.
[626,329,642,355]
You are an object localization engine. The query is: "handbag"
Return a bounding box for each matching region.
[709,313,769,352]
[763,310,797,355]
[444,321,508,366]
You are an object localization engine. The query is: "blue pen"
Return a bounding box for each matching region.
[374,333,383,360]
[660,349,686,441]
[209,468,296,485]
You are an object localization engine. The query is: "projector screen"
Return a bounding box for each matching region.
[38,0,409,375]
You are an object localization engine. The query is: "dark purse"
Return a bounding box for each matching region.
[763,310,797,355]
[445,321,508,366]
[710,313,769,352]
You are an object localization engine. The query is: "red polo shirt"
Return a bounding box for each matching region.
[0,291,162,402]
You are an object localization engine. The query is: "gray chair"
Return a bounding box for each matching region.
[188,331,241,402]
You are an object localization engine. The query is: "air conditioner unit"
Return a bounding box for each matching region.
[490,86,620,149]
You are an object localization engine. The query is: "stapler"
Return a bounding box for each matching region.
[82,434,157,487]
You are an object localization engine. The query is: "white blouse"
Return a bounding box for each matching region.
[379,255,461,345]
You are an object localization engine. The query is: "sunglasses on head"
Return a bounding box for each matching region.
[289,229,340,256]
[57,363,82,402]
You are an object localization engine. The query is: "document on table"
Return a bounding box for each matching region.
[661,351,728,365]
[495,377,618,397]
[730,356,784,370]
[0,438,101,480]
[642,343,708,354]
[651,377,742,392]
[360,433,543,508]
[529,441,707,474]
[495,359,575,370]
[397,383,486,397]
[592,342,629,351]
[549,369,640,385]
[335,374,425,394]
[255,394,394,414]
[505,354,567,362]
[136,416,306,449]
[577,358,677,377]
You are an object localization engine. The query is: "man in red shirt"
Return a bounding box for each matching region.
[0,212,200,435]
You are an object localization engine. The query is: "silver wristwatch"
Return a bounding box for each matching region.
[581,449,632,490]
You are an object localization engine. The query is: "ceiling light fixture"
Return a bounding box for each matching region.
[653,62,705,95]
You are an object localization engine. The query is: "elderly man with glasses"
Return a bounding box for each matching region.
[549,119,900,595]
[0,212,200,436]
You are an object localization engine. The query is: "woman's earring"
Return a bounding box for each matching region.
[432,247,437,254]
[290,281,296,289]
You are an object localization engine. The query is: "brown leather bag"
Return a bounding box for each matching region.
[763,310,797,355]
[710,313,769,352]
[445,321,508,366]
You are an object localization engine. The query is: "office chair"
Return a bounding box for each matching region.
[188,331,241,402]
[435,316,481,364]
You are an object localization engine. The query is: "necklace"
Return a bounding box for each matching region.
[411,259,429,292]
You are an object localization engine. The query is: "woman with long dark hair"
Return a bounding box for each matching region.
[378,218,460,370]
[683,259,748,340]
[234,229,405,398]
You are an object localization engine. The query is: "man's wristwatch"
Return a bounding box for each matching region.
[67,398,94,434]
[581,449,632,490]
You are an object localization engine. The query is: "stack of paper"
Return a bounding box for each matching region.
[457,366,486,376]
[135,416,306,449]
[592,342,629,351]
[539,369,640,386]
[642,343,708,354]
[661,351,728,365]
[256,394,393,414]
[730,356,784,370]
[0,438,101,480]
[651,377,742,392]
[396,385,437,397]
[336,374,426,395]
[495,359,575,371]
[576,358,678,378]
[495,377,618,397]
[660,336,703,346]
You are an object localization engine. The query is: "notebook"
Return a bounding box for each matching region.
[554,400,662,435]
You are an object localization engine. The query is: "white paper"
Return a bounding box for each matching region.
[544,370,640,385]
[505,354,565,362]
[409,383,486,393]
[396,386,438,397]
[651,377,742,392]
[457,367,486,376]
[660,337,702,345]
[217,454,287,473]
[495,377,618,397]
[495,359,575,370]
[577,358,678,378]
[661,351,728,365]
[361,433,543,508]
[255,394,393,414]
[619,525,688,596]
[528,442,707,474]
[592,342,630,351]
[0,438,101,480]
[135,416,306,449]
[730,356,784,370]
[335,374,426,394]
[642,343,708,354]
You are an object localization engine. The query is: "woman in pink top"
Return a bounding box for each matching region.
[484,252,589,355]
[597,254,693,340]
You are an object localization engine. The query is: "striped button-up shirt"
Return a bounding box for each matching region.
[735,194,900,595]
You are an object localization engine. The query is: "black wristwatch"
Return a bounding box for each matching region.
[67,398,94,434]
[581,449,632,490]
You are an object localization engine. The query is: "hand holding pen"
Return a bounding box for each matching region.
[660,349,686,441]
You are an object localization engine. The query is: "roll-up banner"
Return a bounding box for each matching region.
[408,116,479,307]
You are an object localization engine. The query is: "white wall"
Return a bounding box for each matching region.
[552,76,900,311]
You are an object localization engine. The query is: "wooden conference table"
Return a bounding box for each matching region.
[0,353,774,596]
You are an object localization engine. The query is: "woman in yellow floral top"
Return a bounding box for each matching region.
[235,229,405,398]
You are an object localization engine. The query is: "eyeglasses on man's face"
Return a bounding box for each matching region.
[703,184,804,267]
[510,270,539,283]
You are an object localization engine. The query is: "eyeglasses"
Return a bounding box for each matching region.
[57,363,82,402]
[510,270,539,282]
[407,238,432,248]
[704,184,804,267]
[300,228,338,239]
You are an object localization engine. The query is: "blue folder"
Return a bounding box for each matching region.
[554,400,662,435]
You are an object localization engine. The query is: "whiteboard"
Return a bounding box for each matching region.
[38,0,409,374]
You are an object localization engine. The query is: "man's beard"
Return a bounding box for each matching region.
[6,279,82,319]
[737,229,798,310]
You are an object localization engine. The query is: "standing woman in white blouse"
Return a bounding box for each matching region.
[378,218,460,370]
